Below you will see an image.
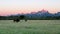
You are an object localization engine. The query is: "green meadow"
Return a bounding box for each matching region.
[0,20,60,34]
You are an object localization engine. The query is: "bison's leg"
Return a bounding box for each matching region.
[13,19,20,23]
[16,19,20,23]
[13,19,16,22]
[25,19,27,22]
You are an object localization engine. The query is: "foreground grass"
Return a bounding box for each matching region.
[0,20,60,34]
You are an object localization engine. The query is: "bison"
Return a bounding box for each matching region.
[13,15,27,23]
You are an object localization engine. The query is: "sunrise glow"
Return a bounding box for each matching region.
[0,0,60,16]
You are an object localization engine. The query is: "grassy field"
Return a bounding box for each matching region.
[0,20,60,34]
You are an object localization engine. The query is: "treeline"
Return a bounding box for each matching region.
[0,16,17,20]
[0,16,60,20]
[39,16,60,20]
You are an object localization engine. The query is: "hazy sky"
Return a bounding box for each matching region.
[0,0,60,15]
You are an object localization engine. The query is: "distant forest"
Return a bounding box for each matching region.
[0,11,60,20]
[0,15,60,20]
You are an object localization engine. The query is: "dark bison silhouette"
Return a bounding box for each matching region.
[13,15,27,22]
[13,18,20,22]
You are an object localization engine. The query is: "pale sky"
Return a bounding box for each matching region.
[0,0,60,16]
